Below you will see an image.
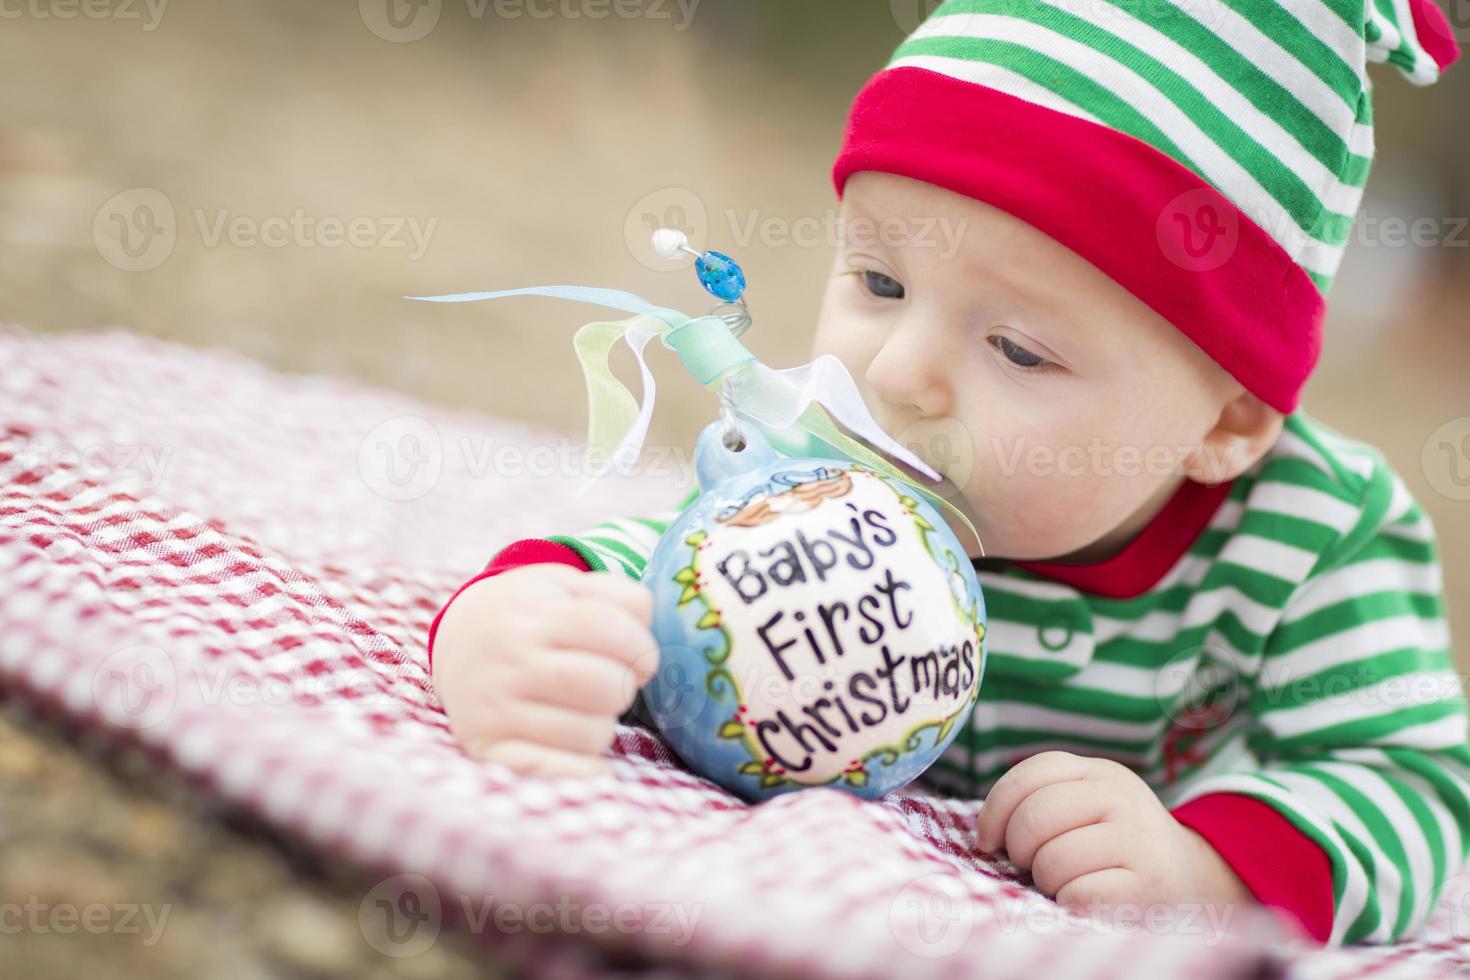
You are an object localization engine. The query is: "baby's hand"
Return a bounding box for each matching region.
[430,563,657,778]
[975,751,1253,913]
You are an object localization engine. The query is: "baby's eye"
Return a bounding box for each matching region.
[860,270,905,300]
[989,335,1050,370]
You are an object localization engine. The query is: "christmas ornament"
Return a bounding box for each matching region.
[408,232,987,800]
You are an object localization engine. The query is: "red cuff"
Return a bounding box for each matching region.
[1171,792,1334,944]
[426,539,592,669]
[1411,0,1462,72]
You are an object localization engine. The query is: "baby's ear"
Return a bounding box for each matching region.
[1183,393,1285,486]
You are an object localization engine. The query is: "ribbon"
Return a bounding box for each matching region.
[405,286,683,482]
[406,285,984,555]
[571,314,666,478]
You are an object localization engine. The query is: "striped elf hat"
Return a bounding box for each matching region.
[832,0,1461,414]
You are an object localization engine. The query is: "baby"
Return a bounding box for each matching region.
[428,0,1468,948]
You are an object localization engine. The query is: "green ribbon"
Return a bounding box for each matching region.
[573,312,985,557]
[405,286,984,556]
[572,315,655,467]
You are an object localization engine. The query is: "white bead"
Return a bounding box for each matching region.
[650,228,689,261]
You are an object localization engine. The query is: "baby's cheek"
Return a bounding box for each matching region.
[973,446,1153,556]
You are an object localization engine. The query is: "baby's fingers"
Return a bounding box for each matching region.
[994,780,1113,869]
[977,750,1095,853]
[479,739,611,779]
[481,699,619,758]
[1028,822,1130,898]
[569,569,654,624]
[1054,868,1142,912]
[518,648,646,717]
[544,600,659,680]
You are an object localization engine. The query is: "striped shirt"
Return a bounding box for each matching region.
[431,409,1469,945]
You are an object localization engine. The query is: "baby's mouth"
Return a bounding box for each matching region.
[891,451,945,487]
[877,445,986,553]
[878,440,953,492]
[833,414,963,495]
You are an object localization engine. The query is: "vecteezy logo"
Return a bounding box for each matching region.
[93,188,177,272]
[889,871,975,958]
[1157,188,1240,273]
[1153,644,1241,784]
[895,416,974,502]
[624,187,708,271]
[358,416,443,501]
[1424,416,1470,502]
[359,874,442,957]
[888,0,946,35]
[360,0,442,42]
[1415,0,1469,45]
[92,644,178,730]
[641,645,704,736]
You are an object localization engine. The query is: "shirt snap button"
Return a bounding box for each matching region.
[1037,614,1074,652]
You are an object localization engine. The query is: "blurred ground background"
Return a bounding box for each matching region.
[0,0,1468,975]
[1,0,1466,637]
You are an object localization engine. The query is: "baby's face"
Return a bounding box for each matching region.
[812,172,1257,562]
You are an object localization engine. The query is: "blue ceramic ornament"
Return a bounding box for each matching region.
[408,229,988,801]
[641,422,986,801]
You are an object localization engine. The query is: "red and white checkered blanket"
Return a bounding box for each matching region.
[4,325,1469,979]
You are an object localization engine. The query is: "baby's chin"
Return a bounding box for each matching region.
[970,523,1135,564]
[930,497,1118,564]
[880,454,1116,561]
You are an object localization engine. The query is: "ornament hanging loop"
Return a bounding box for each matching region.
[712,297,751,338]
[718,377,746,452]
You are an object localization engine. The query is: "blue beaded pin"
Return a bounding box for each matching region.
[650,228,751,338]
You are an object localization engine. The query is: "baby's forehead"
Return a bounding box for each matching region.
[840,177,1201,361]
[839,173,1062,264]
[838,181,1088,300]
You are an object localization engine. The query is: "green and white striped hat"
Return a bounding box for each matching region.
[833,0,1461,413]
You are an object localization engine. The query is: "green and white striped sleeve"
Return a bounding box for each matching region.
[1174,462,1470,944]
[540,486,701,581]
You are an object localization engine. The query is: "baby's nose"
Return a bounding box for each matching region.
[865,332,952,419]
